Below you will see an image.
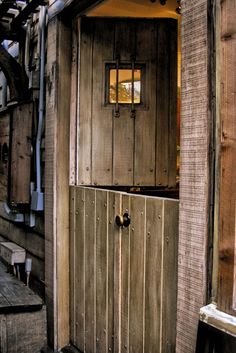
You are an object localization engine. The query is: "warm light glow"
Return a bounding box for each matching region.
[109,69,141,104]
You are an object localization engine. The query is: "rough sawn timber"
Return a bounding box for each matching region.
[176,0,213,352]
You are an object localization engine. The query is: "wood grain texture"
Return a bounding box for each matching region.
[144,197,163,353]
[95,189,108,352]
[69,187,76,344]
[156,22,170,187]
[56,19,71,348]
[176,1,211,353]
[168,21,178,187]
[70,186,178,353]
[74,187,85,351]
[92,19,114,185]
[77,18,177,187]
[120,194,130,352]
[217,0,236,315]
[69,20,79,185]
[0,261,42,313]
[10,103,33,207]
[84,188,96,353]
[77,19,94,185]
[45,17,58,349]
[0,307,46,353]
[113,21,135,186]
[45,16,71,350]
[134,22,156,186]
[0,113,9,201]
[129,195,145,353]
[107,191,118,353]
[162,200,178,353]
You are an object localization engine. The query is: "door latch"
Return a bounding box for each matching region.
[115,212,131,228]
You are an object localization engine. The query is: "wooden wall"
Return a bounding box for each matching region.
[0,108,44,295]
[70,186,178,353]
[0,205,45,288]
[176,0,213,352]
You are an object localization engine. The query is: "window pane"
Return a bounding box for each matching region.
[109,69,141,104]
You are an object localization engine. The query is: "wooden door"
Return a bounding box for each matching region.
[77,18,177,187]
[70,186,178,353]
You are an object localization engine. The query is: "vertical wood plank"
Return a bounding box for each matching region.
[176,1,211,352]
[119,194,131,352]
[45,18,58,349]
[10,103,33,206]
[144,197,163,353]
[162,200,178,353]
[74,187,86,351]
[0,316,7,353]
[56,20,71,348]
[108,191,120,353]
[84,188,96,353]
[0,113,10,202]
[168,22,177,187]
[95,189,109,353]
[218,0,236,315]
[134,22,157,186]
[69,20,79,186]
[69,187,76,344]
[113,21,135,186]
[113,192,122,353]
[78,19,94,185]
[129,195,145,353]
[156,22,170,187]
[92,19,114,185]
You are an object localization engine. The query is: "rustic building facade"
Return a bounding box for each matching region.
[0,0,235,352]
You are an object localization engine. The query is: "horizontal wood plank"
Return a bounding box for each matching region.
[0,261,43,314]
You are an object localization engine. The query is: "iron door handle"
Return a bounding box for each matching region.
[115,213,131,228]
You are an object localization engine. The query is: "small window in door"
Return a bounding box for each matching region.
[106,64,145,106]
[109,68,141,104]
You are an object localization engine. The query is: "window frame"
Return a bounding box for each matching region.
[104,62,146,108]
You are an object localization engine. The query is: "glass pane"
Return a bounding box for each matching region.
[109,69,141,104]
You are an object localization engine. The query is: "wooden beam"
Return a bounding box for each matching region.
[176,0,212,352]
[11,0,45,28]
[62,0,105,17]
[45,16,71,350]
[0,44,29,102]
[0,0,16,18]
[217,0,236,316]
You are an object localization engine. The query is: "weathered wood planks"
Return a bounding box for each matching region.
[217,0,236,316]
[9,103,33,209]
[45,16,71,349]
[70,186,178,353]
[0,262,46,353]
[176,1,212,353]
[0,261,42,313]
[77,18,177,187]
[0,113,10,202]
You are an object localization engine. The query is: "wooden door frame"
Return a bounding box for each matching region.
[45,0,216,352]
[45,2,107,350]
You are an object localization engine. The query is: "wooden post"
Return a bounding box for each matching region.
[176,0,214,352]
[217,0,236,315]
[45,15,71,350]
